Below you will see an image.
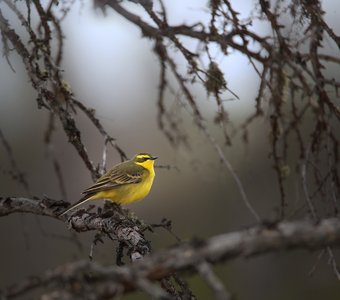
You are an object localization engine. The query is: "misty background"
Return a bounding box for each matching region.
[0,1,339,299]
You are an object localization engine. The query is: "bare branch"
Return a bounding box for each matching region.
[3,217,340,299]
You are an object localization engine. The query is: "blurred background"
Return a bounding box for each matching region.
[0,0,340,299]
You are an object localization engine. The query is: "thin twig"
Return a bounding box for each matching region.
[197,261,232,300]
[200,124,261,223]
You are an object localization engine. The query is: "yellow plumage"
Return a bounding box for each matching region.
[60,153,157,216]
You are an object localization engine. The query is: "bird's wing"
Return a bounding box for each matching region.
[82,162,145,195]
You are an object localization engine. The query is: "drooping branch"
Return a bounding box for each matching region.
[2,217,340,299]
[94,0,340,222]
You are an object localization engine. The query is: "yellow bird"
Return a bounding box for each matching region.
[60,153,157,216]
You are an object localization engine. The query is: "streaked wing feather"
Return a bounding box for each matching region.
[82,162,145,195]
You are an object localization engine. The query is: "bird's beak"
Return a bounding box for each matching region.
[150,156,158,160]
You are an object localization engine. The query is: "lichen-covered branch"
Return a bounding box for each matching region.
[0,197,151,261]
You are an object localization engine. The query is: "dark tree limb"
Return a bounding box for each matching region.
[2,217,340,299]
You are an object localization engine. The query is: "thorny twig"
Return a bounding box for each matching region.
[0,1,126,182]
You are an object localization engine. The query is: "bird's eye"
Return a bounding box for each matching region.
[137,157,148,162]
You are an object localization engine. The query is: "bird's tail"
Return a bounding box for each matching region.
[59,194,92,216]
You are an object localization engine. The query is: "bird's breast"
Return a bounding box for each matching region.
[120,171,155,204]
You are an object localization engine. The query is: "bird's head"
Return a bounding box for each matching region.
[133,153,158,168]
